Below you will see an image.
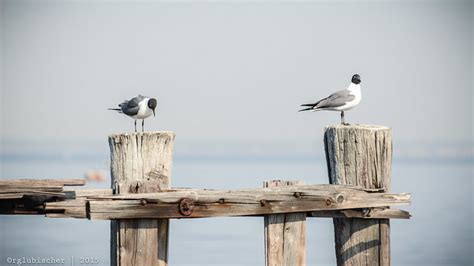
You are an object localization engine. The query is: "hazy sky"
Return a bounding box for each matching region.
[0,0,472,155]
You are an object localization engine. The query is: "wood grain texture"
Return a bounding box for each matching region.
[109,132,175,266]
[44,189,112,218]
[0,179,86,187]
[324,125,392,266]
[307,208,410,219]
[0,179,85,199]
[43,185,410,219]
[264,180,306,266]
[88,186,408,219]
[68,188,112,197]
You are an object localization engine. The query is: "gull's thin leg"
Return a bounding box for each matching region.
[142,120,145,132]
[341,111,350,125]
[134,120,137,132]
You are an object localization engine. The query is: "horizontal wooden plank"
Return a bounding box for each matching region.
[88,185,405,203]
[0,187,63,192]
[0,179,86,200]
[0,189,64,195]
[41,189,112,218]
[68,188,112,198]
[44,184,410,220]
[46,199,88,218]
[0,179,86,187]
[44,202,411,220]
[307,208,411,219]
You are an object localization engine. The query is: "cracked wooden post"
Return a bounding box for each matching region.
[324,125,392,266]
[109,132,175,266]
[264,180,306,266]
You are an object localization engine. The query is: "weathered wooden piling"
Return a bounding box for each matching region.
[264,180,306,266]
[324,125,392,266]
[108,132,175,266]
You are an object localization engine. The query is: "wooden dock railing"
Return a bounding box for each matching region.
[0,125,411,266]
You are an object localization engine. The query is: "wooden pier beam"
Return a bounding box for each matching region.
[109,132,175,266]
[324,125,392,266]
[264,180,306,266]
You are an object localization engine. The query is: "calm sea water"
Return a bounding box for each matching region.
[0,157,472,266]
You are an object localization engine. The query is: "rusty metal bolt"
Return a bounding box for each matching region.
[178,198,195,216]
[219,198,225,204]
[260,200,267,207]
[140,199,148,206]
[325,198,332,206]
[293,192,302,198]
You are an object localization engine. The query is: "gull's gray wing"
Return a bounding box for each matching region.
[313,90,355,109]
[119,95,145,116]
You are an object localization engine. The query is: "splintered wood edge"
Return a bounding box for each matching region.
[324,124,391,131]
[108,131,175,138]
